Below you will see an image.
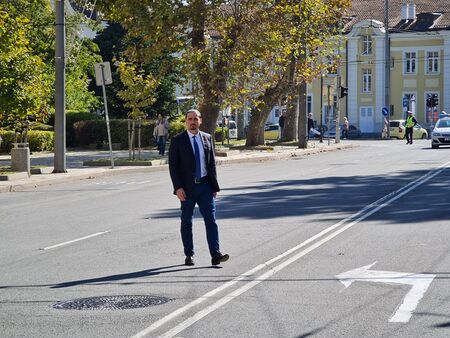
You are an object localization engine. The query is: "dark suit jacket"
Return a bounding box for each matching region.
[169,130,220,196]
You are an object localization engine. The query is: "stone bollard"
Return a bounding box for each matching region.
[11,143,30,175]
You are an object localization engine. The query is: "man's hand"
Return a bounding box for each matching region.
[176,188,186,201]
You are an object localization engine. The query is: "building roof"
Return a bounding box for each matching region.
[344,0,450,33]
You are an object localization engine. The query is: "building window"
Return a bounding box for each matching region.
[362,69,372,93]
[426,51,439,74]
[362,35,372,55]
[404,52,416,74]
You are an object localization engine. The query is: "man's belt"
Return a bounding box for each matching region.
[194,176,207,184]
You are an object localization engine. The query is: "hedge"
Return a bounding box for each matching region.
[48,111,102,147]
[0,130,54,153]
[73,119,154,149]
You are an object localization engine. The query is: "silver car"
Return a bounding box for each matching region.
[431,117,450,149]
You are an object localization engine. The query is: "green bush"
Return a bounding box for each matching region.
[73,119,154,149]
[215,127,228,142]
[0,131,14,153]
[169,114,186,136]
[27,131,54,151]
[29,122,54,131]
[48,111,102,147]
[0,130,54,153]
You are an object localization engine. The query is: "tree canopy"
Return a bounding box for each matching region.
[0,0,103,131]
[90,0,350,141]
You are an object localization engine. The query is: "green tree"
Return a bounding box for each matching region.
[222,0,350,146]
[0,0,103,132]
[93,22,180,119]
[88,0,350,143]
[0,9,51,132]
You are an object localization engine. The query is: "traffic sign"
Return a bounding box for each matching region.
[402,97,409,108]
[94,62,113,86]
[382,107,389,116]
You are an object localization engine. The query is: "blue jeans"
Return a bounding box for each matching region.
[157,136,166,155]
[180,180,220,257]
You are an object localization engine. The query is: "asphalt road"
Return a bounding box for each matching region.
[1,139,449,338]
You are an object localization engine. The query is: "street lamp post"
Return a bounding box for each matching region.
[54,0,66,173]
[384,0,391,138]
[319,75,324,143]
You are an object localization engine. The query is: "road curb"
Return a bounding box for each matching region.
[0,143,356,192]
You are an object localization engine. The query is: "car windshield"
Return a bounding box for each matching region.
[436,119,450,128]
[390,121,400,127]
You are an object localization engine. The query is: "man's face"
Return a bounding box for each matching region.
[185,111,202,133]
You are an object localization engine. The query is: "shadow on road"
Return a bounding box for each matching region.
[150,167,450,225]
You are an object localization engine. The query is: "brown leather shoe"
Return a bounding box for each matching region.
[185,256,194,266]
[211,253,229,266]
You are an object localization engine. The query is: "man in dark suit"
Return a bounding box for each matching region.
[169,109,229,266]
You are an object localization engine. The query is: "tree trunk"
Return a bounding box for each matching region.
[245,61,295,146]
[297,81,308,148]
[245,107,267,146]
[283,89,298,142]
[199,89,221,136]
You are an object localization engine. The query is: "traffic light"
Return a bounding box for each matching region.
[426,97,432,108]
[339,86,348,98]
[431,94,439,107]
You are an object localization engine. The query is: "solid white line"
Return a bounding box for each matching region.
[40,231,109,250]
[131,161,449,338]
[319,167,333,173]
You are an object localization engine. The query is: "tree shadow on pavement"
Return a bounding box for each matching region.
[150,167,450,225]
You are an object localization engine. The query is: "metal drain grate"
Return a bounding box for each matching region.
[53,295,171,310]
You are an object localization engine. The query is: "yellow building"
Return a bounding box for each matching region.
[308,1,450,136]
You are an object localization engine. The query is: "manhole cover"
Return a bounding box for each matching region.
[53,295,171,310]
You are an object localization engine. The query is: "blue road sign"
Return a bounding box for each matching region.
[403,97,409,107]
[382,107,389,116]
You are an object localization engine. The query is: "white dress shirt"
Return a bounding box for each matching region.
[187,131,207,177]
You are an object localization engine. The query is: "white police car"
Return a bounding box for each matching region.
[431,113,450,149]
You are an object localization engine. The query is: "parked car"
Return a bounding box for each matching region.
[343,124,361,139]
[323,125,340,138]
[322,124,361,139]
[264,124,279,131]
[431,117,450,149]
[217,120,237,129]
[389,120,428,139]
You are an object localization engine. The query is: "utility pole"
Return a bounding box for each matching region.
[335,19,343,144]
[319,75,324,143]
[327,84,331,146]
[54,0,66,173]
[384,0,391,138]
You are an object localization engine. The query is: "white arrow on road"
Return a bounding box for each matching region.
[336,262,436,323]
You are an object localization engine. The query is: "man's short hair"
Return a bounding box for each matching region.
[185,109,201,117]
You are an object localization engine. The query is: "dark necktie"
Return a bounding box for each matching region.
[193,135,201,179]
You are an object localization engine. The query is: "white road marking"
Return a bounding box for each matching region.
[319,167,333,173]
[131,161,449,338]
[336,262,436,323]
[39,231,109,250]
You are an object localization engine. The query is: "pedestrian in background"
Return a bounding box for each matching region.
[307,113,314,140]
[168,109,229,266]
[153,113,169,155]
[342,117,349,139]
[278,110,286,140]
[405,111,417,144]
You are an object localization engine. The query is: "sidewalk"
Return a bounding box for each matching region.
[0,141,356,193]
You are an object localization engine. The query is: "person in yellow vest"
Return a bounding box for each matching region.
[405,111,417,144]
